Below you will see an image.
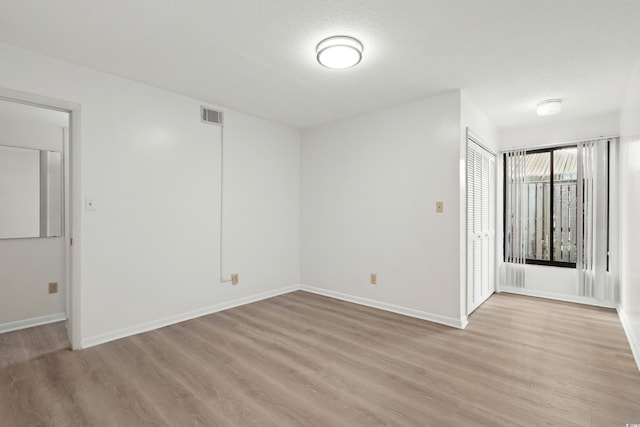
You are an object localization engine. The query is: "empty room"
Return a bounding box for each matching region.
[1,1,640,425]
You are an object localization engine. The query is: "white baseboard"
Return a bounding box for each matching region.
[81,283,468,349]
[617,305,640,372]
[0,312,67,334]
[300,285,467,329]
[81,285,299,349]
[499,287,617,309]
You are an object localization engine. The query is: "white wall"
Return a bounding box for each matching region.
[222,110,301,293]
[461,91,500,149]
[497,112,619,303]
[619,55,640,368]
[301,91,467,325]
[0,118,66,325]
[0,146,40,238]
[0,42,300,344]
[500,112,620,150]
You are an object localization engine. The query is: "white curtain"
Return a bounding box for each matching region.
[504,150,527,288]
[577,140,611,299]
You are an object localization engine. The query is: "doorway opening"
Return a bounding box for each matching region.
[0,89,80,349]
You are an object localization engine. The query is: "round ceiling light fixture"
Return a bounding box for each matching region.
[316,35,363,69]
[536,99,562,116]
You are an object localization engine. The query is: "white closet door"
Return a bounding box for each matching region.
[467,137,496,314]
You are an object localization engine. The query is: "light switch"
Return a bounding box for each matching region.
[85,198,96,211]
[436,201,444,213]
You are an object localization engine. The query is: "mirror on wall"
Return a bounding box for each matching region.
[0,98,67,240]
[0,145,63,239]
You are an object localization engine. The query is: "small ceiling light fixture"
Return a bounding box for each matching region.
[536,99,562,116]
[316,35,363,69]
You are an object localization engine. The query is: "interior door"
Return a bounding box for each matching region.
[467,133,496,314]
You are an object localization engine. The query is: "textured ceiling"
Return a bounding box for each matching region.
[0,0,639,129]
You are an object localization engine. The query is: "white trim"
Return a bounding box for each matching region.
[0,312,67,334]
[501,135,619,154]
[467,127,496,156]
[618,304,640,372]
[465,129,497,316]
[301,285,468,329]
[81,284,468,349]
[499,286,616,308]
[0,86,79,112]
[80,285,299,349]
[68,107,82,349]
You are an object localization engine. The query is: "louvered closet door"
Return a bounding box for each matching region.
[467,138,496,315]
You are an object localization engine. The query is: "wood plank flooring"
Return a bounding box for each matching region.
[1,291,639,426]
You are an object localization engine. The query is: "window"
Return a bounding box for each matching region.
[504,146,578,268]
[503,139,614,296]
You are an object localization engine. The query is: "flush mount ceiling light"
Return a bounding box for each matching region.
[316,35,363,69]
[536,99,562,116]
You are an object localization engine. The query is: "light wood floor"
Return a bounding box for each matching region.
[1,291,639,426]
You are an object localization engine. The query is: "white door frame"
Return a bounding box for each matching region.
[466,128,497,315]
[0,87,82,349]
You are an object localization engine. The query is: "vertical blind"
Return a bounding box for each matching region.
[504,150,528,288]
[577,140,610,299]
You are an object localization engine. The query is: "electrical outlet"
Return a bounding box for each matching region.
[231,273,239,285]
[48,282,58,294]
[436,201,444,213]
[370,273,377,285]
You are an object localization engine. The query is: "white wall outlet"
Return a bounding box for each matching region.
[370,273,377,285]
[85,198,96,211]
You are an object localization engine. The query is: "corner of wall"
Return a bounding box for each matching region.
[300,285,467,329]
[617,305,640,372]
[81,285,300,349]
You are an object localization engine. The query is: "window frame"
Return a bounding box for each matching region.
[503,146,577,269]
[606,140,610,272]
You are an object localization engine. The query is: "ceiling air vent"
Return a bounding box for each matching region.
[201,107,224,126]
